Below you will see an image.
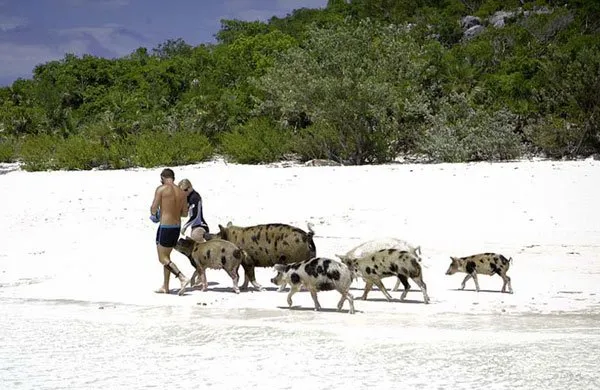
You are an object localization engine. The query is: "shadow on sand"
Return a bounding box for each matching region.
[450,288,508,294]
[0,164,19,175]
[178,284,287,295]
[362,297,427,304]
[276,305,358,314]
[348,286,418,293]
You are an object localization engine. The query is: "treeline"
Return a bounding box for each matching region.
[0,0,599,170]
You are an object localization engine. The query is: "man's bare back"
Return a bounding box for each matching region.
[152,183,187,225]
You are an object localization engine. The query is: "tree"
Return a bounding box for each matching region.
[255,19,432,164]
[152,38,193,59]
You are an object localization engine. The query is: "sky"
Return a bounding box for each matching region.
[0,0,327,86]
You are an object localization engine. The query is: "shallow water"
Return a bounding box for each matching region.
[1,298,599,390]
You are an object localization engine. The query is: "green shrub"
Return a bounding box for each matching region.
[53,135,107,170]
[133,130,213,168]
[0,137,16,162]
[220,118,292,164]
[288,122,341,163]
[288,120,394,164]
[78,121,137,169]
[106,137,136,169]
[525,116,587,158]
[172,130,214,164]
[19,134,59,171]
[419,94,523,162]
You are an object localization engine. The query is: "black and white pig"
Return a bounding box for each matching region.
[445,253,513,293]
[341,248,430,304]
[270,257,355,314]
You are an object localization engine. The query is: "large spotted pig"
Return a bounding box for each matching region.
[211,221,317,291]
[270,257,355,314]
[445,253,513,293]
[341,248,430,304]
[174,237,246,294]
[336,237,422,292]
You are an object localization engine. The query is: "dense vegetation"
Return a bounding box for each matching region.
[1,0,599,170]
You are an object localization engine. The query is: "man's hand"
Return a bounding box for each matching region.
[149,208,160,223]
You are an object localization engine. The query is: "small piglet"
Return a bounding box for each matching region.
[445,253,513,293]
[174,237,245,294]
[270,257,355,314]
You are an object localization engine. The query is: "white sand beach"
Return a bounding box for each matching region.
[1,158,599,389]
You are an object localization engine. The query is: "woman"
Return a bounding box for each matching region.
[178,179,210,242]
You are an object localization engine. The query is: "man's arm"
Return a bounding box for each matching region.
[150,186,162,216]
[180,191,189,218]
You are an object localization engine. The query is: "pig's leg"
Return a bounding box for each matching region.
[287,284,300,307]
[501,272,513,294]
[189,256,203,287]
[471,272,480,292]
[277,281,287,292]
[412,276,430,304]
[309,288,322,311]
[243,264,264,291]
[189,269,198,288]
[225,266,240,294]
[361,280,373,300]
[240,263,251,290]
[373,279,393,301]
[460,274,472,290]
[199,266,209,292]
[338,290,355,314]
[187,255,198,286]
[400,277,410,301]
[394,274,411,292]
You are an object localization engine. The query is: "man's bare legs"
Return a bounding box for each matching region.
[155,244,190,294]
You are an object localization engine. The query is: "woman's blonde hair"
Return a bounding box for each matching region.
[178,179,193,191]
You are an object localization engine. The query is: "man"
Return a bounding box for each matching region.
[150,168,190,295]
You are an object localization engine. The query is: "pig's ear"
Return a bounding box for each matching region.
[450,256,457,262]
[415,246,421,255]
[226,221,233,227]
